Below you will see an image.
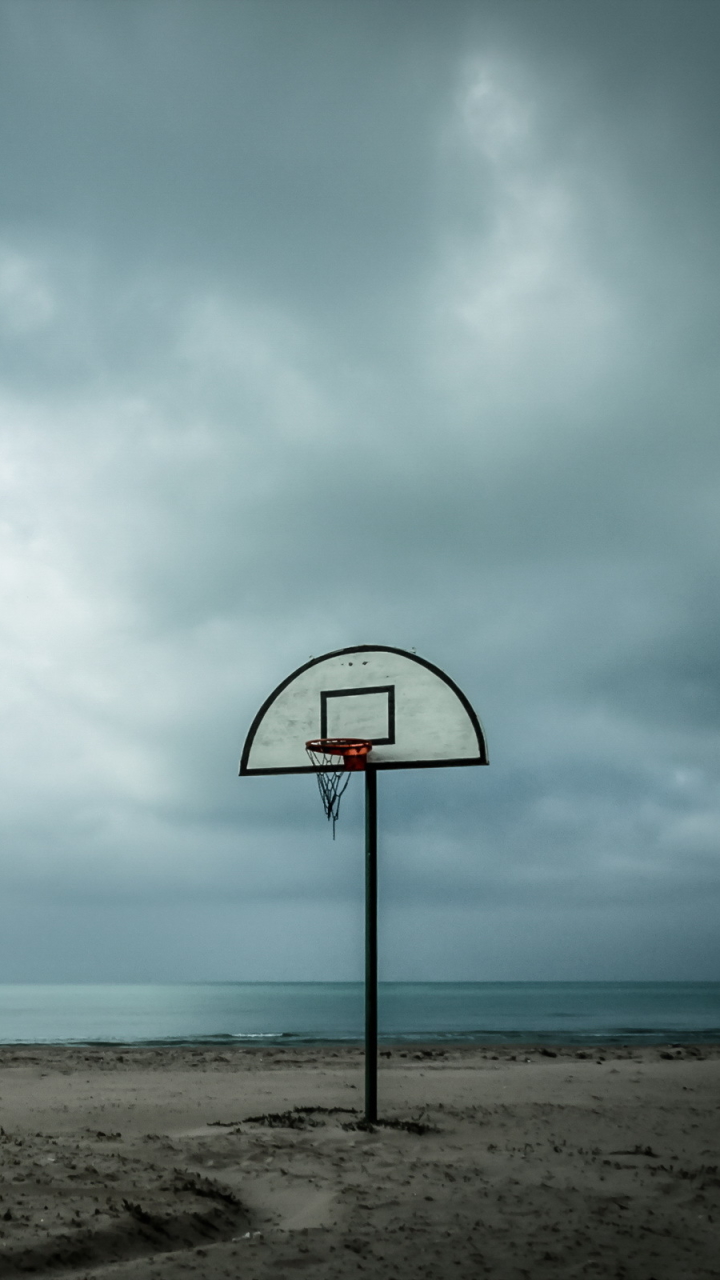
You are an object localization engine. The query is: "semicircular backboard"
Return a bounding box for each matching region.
[240,645,488,774]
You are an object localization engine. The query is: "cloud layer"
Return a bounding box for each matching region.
[1,0,719,979]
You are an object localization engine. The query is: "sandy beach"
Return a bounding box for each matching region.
[0,1043,718,1278]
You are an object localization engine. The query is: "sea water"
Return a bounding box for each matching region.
[0,983,718,1046]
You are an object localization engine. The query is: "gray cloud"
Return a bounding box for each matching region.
[0,0,719,980]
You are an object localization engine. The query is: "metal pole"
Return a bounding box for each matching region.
[364,764,378,1123]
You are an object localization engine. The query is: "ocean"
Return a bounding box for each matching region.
[0,982,718,1046]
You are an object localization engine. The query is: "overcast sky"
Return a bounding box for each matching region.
[1,0,719,983]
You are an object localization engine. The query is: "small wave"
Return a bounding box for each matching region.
[228,1033,282,1040]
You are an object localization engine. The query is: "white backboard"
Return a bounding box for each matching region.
[240,645,488,774]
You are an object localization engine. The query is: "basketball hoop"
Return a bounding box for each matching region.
[243,646,489,1124]
[306,739,372,837]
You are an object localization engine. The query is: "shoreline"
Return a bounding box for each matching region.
[0,1044,718,1277]
[1,1032,719,1051]
[1,1038,720,1057]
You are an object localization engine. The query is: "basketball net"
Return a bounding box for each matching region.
[305,739,372,837]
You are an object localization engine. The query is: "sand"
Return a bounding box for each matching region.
[0,1043,718,1279]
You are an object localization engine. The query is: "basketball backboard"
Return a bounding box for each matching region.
[240,645,488,774]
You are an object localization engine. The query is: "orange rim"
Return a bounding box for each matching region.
[306,738,372,771]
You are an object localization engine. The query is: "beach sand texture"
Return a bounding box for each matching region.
[0,1044,718,1278]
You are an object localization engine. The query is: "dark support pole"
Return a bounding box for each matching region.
[364,764,378,1124]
